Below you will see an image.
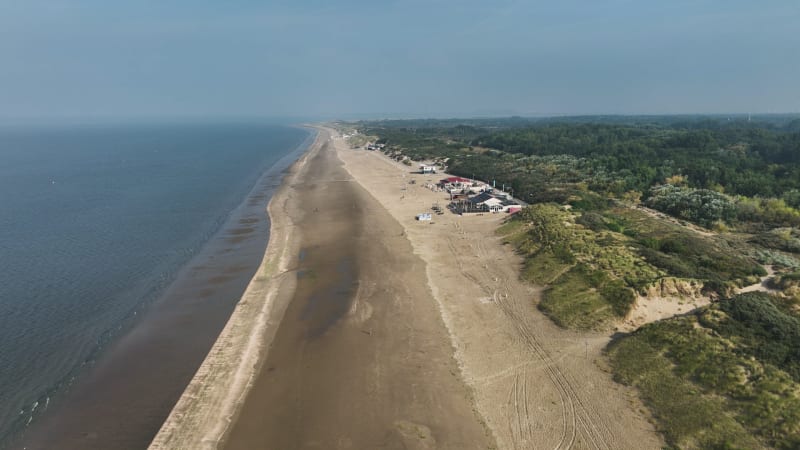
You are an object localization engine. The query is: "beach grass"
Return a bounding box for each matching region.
[522,252,570,285]
[608,327,759,450]
[608,293,800,449]
[539,267,616,330]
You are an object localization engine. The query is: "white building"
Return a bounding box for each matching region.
[419,164,437,174]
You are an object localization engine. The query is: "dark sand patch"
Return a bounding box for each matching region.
[207,275,235,285]
[226,235,251,245]
[227,227,254,236]
[197,288,216,298]
[223,142,491,449]
[224,265,249,274]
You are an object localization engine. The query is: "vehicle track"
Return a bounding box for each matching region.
[495,280,614,450]
[333,138,661,450]
[446,229,615,450]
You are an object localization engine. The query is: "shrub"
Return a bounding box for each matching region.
[736,197,800,227]
[600,280,636,317]
[646,184,736,228]
[569,192,611,211]
[576,212,606,232]
[610,298,800,449]
[713,292,800,381]
[749,228,800,253]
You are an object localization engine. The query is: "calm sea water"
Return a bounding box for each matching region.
[0,122,311,445]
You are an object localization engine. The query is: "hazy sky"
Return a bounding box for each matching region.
[1,0,798,120]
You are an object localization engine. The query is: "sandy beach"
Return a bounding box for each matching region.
[323,127,664,450]
[153,128,492,449]
[152,126,664,449]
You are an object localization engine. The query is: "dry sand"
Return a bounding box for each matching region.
[222,132,491,449]
[151,127,664,450]
[328,127,664,450]
[623,295,710,331]
[152,129,491,450]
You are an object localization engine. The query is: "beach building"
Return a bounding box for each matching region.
[442,176,471,185]
[467,184,490,194]
[469,192,504,212]
[451,191,522,215]
[419,164,437,174]
[439,176,474,194]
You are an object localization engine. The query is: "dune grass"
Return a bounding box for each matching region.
[539,266,617,330]
[608,293,800,450]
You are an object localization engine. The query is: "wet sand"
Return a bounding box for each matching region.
[16,133,312,450]
[152,127,660,450]
[222,137,492,448]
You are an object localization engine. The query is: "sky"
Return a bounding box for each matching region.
[1,0,798,120]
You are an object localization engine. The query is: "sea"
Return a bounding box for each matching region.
[0,122,312,447]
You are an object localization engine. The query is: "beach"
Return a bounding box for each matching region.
[325,128,664,449]
[152,128,491,449]
[153,126,664,449]
[14,126,313,450]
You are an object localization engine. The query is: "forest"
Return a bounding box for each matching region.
[360,115,800,229]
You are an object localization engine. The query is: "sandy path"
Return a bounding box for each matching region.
[329,128,664,450]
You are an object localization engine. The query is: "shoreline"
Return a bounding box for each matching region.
[16,126,316,450]
[153,124,662,449]
[221,127,491,448]
[148,128,324,449]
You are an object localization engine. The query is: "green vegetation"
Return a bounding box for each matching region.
[539,266,613,329]
[355,117,800,445]
[646,184,737,228]
[359,116,800,229]
[608,293,800,449]
[500,204,652,329]
[771,271,800,292]
[750,228,800,254]
[499,203,763,330]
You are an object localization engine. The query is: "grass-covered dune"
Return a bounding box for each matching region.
[498,203,765,330]
[607,292,800,450]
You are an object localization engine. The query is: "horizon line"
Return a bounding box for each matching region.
[1,111,799,127]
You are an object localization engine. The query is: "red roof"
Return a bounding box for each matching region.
[443,176,471,183]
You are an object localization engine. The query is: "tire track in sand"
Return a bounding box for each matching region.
[445,224,614,450]
[496,278,614,450]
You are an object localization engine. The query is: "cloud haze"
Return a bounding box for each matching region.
[1,0,798,119]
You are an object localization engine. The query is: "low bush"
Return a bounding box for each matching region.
[646,184,737,228]
[600,280,636,317]
[539,267,615,330]
[749,228,800,254]
[609,293,800,449]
